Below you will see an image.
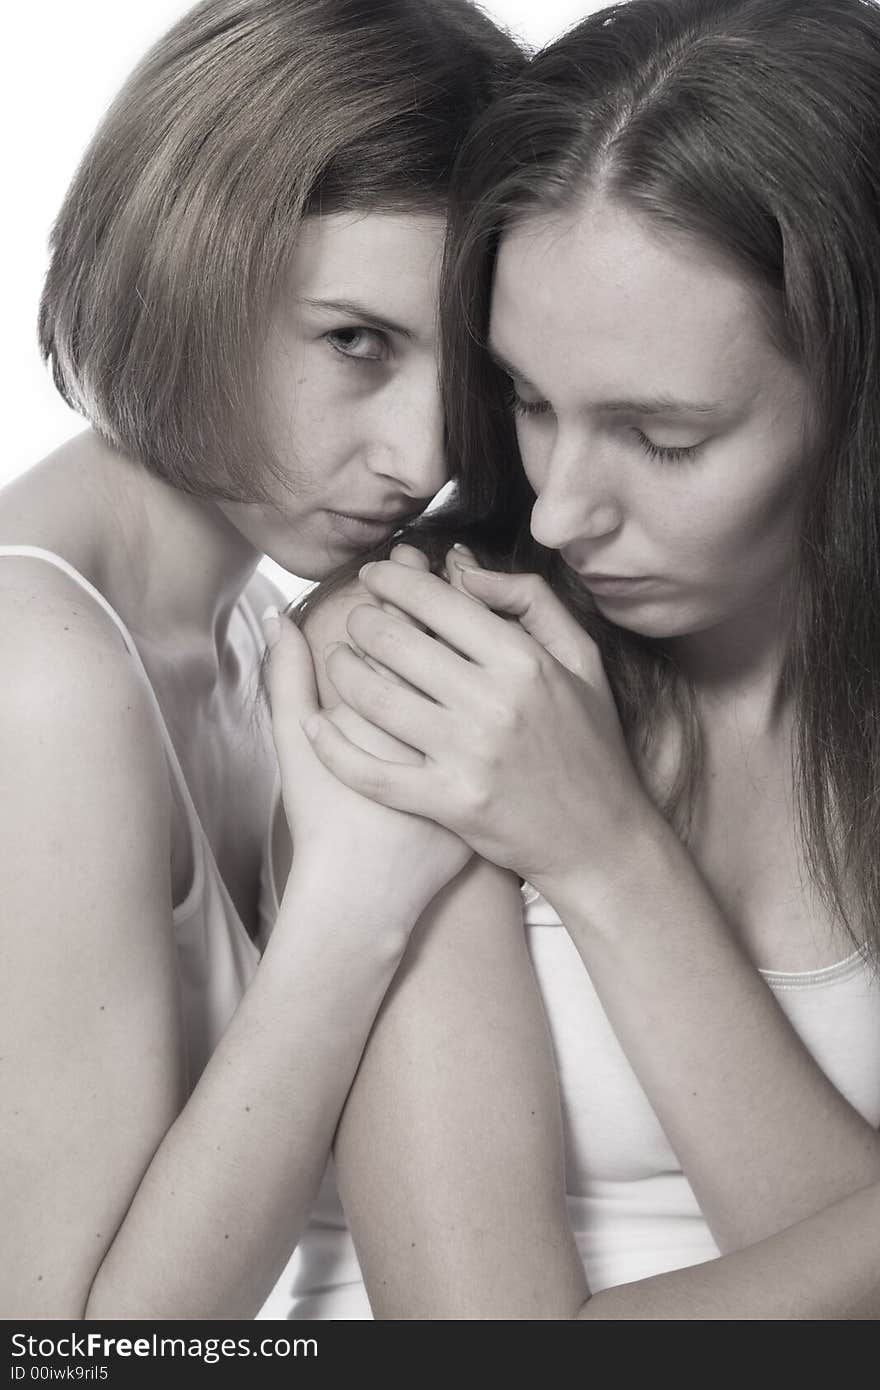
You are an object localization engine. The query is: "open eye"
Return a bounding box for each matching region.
[326,327,388,362]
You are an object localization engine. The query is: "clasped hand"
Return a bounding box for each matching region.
[305,547,654,901]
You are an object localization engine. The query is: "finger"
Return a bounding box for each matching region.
[263,607,319,729]
[350,645,413,691]
[325,700,423,767]
[328,631,424,696]
[358,560,517,664]
[346,602,472,705]
[390,542,430,571]
[380,544,430,631]
[304,711,433,815]
[455,569,598,679]
[325,642,438,755]
[445,543,488,602]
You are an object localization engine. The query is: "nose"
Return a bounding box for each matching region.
[528,433,623,554]
[366,367,447,501]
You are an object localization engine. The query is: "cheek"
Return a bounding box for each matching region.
[673,450,804,571]
[267,389,363,490]
[515,422,553,492]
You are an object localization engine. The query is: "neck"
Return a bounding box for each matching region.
[111,457,260,672]
[44,431,262,684]
[666,579,795,735]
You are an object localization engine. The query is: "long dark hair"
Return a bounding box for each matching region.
[38,0,523,502]
[301,0,880,958]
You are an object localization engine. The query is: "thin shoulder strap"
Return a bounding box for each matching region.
[0,545,204,845]
[237,590,266,654]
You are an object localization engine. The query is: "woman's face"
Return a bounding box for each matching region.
[221,211,447,579]
[489,197,810,645]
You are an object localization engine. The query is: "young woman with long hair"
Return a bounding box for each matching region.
[293,0,880,1317]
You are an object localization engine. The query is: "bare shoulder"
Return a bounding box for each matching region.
[300,578,373,644]
[0,557,167,808]
[300,579,375,709]
[0,549,128,660]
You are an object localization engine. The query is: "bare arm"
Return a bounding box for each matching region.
[581,1183,880,1319]
[0,587,454,1319]
[335,859,880,1319]
[335,860,587,1319]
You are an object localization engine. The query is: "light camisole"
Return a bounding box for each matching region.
[257,803,880,1319]
[523,885,880,1292]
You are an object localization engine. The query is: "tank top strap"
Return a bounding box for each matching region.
[0,544,204,847]
[237,590,265,655]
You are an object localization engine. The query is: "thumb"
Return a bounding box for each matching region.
[454,567,597,679]
[263,607,320,729]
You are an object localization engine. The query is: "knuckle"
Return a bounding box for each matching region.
[511,647,545,685]
[362,766,389,802]
[458,773,491,823]
[485,697,520,735]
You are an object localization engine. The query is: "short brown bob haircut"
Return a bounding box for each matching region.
[38,0,522,503]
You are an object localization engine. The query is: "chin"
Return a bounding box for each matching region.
[259,538,356,585]
[590,597,705,643]
[262,553,332,584]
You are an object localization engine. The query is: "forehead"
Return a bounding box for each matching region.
[290,210,447,329]
[490,198,783,402]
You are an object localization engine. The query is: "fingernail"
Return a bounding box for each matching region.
[262,605,281,647]
[324,640,349,658]
[454,562,503,580]
[303,713,322,740]
[359,562,376,579]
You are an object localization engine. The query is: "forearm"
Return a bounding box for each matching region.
[335,861,589,1320]
[541,820,880,1251]
[86,870,414,1320]
[580,1178,880,1319]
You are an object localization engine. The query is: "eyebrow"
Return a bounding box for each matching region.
[299,296,414,340]
[486,342,727,417]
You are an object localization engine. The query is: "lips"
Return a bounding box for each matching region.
[580,572,647,583]
[577,572,656,598]
[325,507,414,548]
[333,510,413,525]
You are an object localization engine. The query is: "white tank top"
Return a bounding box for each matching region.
[523,885,880,1292]
[0,546,295,1318]
[256,799,880,1319]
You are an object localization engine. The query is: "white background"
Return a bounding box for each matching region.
[2,2,603,592]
